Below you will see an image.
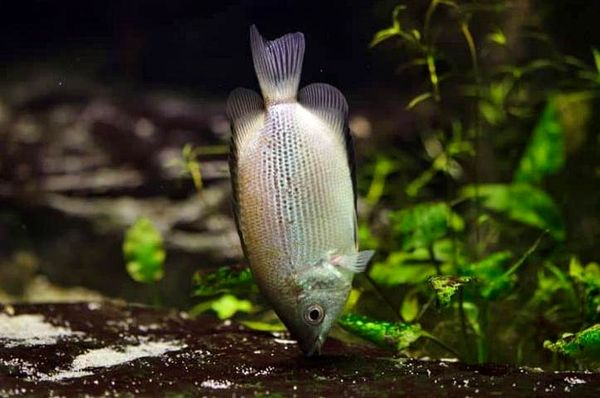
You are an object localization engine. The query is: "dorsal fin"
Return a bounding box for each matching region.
[298,83,348,132]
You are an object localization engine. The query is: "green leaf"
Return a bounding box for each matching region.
[358,224,379,250]
[406,92,433,110]
[514,101,565,184]
[370,5,407,48]
[193,267,256,297]
[428,276,473,307]
[593,47,600,76]
[462,234,545,300]
[338,313,424,351]
[370,261,438,286]
[530,262,577,308]
[462,301,482,336]
[343,288,362,314]
[554,93,592,154]
[544,324,600,361]
[369,243,456,287]
[211,294,253,319]
[460,183,565,240]
[569,258,600,322]
[487,28,507,46]
[390,202,464,251]
[189,294,253,320]
[405,166,437,197]
[460,251,514,300]
[569,258,600,287]
[401,290,420,322]
[122,218,166,284]
[240,320,286,332]
[365,156,396,206]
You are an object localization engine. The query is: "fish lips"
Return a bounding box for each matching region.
[301,334,325,357]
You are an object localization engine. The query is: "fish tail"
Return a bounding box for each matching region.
[250,25,305,103]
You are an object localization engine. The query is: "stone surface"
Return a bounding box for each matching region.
[1,302,599,397]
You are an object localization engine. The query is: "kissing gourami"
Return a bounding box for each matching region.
[227,25,374,356]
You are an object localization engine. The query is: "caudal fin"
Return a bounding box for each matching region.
[250,25,305,103]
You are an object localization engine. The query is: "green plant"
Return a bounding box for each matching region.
[123,217,166,284]
[122,217,167,306]
[343,0,600,369]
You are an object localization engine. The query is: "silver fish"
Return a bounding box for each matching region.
[227,25,374,356]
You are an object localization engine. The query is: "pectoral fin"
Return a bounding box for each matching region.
[331,250,375,273]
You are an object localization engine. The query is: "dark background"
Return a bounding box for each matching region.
[0,0,598,97]
[0,0,384,95]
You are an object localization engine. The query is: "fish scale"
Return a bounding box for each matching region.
[239,103,355,279]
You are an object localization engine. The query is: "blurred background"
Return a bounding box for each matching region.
[0,0,599,366]
[0,0,418,306]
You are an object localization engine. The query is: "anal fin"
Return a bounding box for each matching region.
[226,87,265,259]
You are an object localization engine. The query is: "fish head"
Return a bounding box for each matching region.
[279,264,352,357]
[295,287,350,356]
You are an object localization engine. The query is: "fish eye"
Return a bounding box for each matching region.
[304,304,325,325]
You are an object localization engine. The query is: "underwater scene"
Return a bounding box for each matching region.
[1,0,600,396]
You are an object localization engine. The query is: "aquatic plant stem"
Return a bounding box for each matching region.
[366,157,394,206]
[502,231,547,278]
[363,273,405,322]
[458,288,471,360]
[478,301,489,364]
[426,55,441,102]
[416,294,435,322]
[428,244,441,276]
[423,0,452,102]
[459,19,483,259]
[152,287,163,308]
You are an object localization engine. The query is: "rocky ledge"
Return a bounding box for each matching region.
[0,301,599,397]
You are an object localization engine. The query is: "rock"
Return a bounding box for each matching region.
[1,302,599,397]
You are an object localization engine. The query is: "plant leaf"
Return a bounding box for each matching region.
[544,324,600,362]
[514,101,565,184]
[370,260,437,286]
[460,251,514,300]
[369,242,457,287]
[401,290,420,322]
[190,294,253,320]
[428,276,473,307]
[370,5,407,48]
[529,262,577,308]
[487,28,507,45]
[193,267,257,297]
[406,92,433,110]
[569,258,600,322]
[122,218,166,284]
[390,202,464,251]
[593,47,600,76]
[240,320,286,332]
[460,183,565,240]
[338,313,424,351]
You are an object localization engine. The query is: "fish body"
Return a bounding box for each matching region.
[227,26,374,356]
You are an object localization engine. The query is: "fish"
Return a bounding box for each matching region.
[227,25,374,356]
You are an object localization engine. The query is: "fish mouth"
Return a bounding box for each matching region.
[304,335,325,357]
